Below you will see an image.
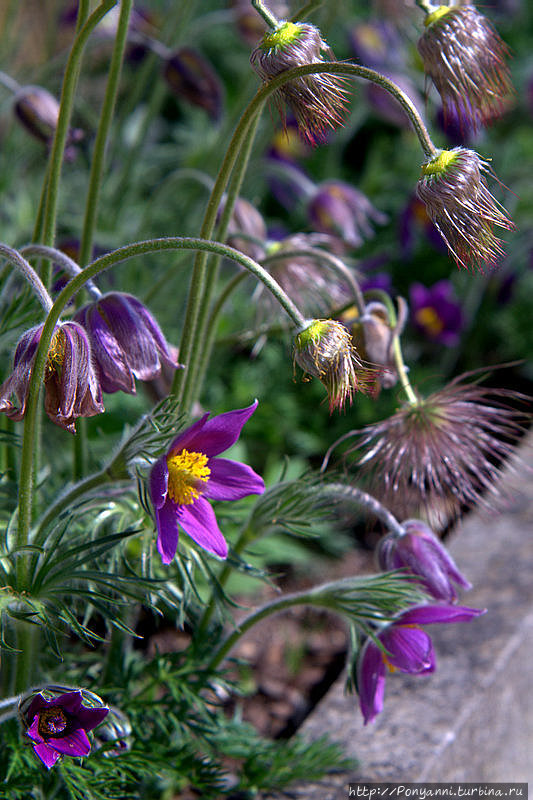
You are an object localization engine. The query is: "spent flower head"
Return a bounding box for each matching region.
[417,4,512,132]
[19,688,108,769]
[75,292,180,395]
[250,20,348,144]
[378,519,472,603]
[0,322,104,433]
[357,603,485,724]
[294,319,373,412]
[149,402,265,563]
[349,373,528,523]
[416,147,514,272]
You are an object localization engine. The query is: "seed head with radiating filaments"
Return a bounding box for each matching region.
[416,148,514,272]
[250,21,348,145]
[417,4,512,132]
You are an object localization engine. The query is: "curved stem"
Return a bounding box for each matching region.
[20,244,101,299]
[78,0,133,268]
[323,483,404,537]
[0,70,20,93]
[291,1,324,21]
[0,245,53,313]
[391,334,418,406]
[261,247,366,315]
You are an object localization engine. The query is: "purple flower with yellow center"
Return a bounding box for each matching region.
[0,322,104,433]
[22,690,108,769]
[378,520,472,603]
[75,292,179,395]
[149,402,265,564]
[250,20,348,145]
[410,280,463,346]
[307,181,387,249]
[417,4,512,133]
[357,604,485,724]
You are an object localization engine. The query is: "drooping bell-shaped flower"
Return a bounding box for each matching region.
[14,85,83,158]
[19,688,108,769]
[416,147,514,272]
[149,402,265,564]
[0,322,104,433]
[307,181,387,249]
[163,47,224,121]
[357,604,485,724]
[417,4,512,132]
[378,519,472,603]
[75,292,179,395]
[250,20,348,144]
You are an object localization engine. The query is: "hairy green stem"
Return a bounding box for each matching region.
[0,245,53,313]
[323,483,405,537]
[251,0,279,30]
[78,0,133,268]
[20,244,101,299]
[291,0,324,21]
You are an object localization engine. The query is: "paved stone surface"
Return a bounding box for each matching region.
[265,434,533,797]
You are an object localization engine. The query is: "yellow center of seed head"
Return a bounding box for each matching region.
[424,5,453,27]
[261,21,302,52]
[421,149,458,178]
[166,449,211,505]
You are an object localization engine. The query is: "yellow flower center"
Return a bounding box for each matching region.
[421,149,458,178]
[415,307,444,336]
[424,5,453,27]
[166,449,211,505]
[45,329,66,379]
[261,21,301,52]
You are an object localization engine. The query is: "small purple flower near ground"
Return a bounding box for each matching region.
[357,604,485,724]
[23,690,108,769]
[378,520,472,602]
[149,402,265,563]
[410,280,463,346]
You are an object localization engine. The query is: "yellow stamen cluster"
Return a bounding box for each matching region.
[167,449,211,505]
[38,706,67,736]
[45,329,66,378]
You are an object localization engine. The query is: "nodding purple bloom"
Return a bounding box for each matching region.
[410,280,463,347]
[14,86,83,159]
[75,293,179,395]
[250,21,348,145]
[218,196,267,261]
[149,402,265,564]
[163,48,224,122]
[357,604,485,724]
[378,520,472,603]
[417,4,512,133]
[0,322,104,433]
[307,181,387,249]
[22,690,108,769]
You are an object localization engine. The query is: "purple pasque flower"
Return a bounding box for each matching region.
[357,604,485,724]
[149,402,265,563]
[378,520,471,603]
[410,280,463,347]
[307,181,387,249]
[75,292,179,395]
[163,47,224,122]
[22,690,108,769]
[0,322,104,433]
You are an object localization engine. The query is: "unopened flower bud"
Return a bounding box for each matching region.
[294,319,370,411]
[14,86,83,156]
[250,21,348,144]
[416,147,514,272]
[351,301,397,389]
[163,47,223,121]
[378,519,472,602]
[218,197,267,260]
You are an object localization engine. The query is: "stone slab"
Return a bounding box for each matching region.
[265,434,533,797]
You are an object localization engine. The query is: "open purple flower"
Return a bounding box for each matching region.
[23,690,108,769]
[357,604,485,724]
[410,280,463,347]
[149,402,265,563]
[75,292,179,394]
[378,520,472,602]
[0,322,104,433]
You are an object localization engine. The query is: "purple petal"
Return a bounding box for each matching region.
[155,499,180,564]
[167,412,211,457]
[184,401,258,457]
[357,639,387,725]
[50,728,91,757]
[33,742,61,769]
[54,690,83,714]
[149,456,169,510]
[204,458,265,501]
[121,294,178,370]
[75,705,109,731]
[82,306,135,393]
[27,715,44,744]
[381,625,435,674]
[177,497,228,558]
[399,604,486,626]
